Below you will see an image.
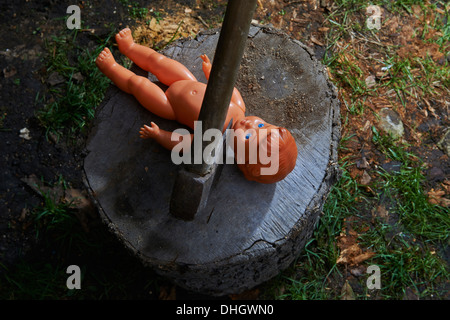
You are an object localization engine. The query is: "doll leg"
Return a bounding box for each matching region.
[115,28,196,86]
[96,48,176,120]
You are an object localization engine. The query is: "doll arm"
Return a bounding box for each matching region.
[200,54,245,112]
[140,122,193,150]
[200,54,212,80]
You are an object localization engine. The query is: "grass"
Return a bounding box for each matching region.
[261,159,366,299]
[36,29,113,139]
[1,262,69,299]
[324,0,449,115]
[359,225,448,299]
[372,127,450,242]
[262,129,449,300]
[261,0,450,300]
[119,0,149,20]
[365,128,448,298]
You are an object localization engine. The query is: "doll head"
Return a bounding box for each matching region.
[232,116,297,184]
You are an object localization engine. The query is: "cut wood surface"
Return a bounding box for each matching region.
[83,25,341,296]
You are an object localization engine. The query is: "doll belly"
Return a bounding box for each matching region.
[165,80,207,128]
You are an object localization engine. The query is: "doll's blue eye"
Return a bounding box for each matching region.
[258,123,264,128]
[245,133,251,139]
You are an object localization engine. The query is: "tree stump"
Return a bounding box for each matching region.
[83,25,341,296]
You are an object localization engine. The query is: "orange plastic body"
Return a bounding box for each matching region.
[96,28,297,183]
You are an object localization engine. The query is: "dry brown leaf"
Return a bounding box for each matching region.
[365,75,376,88]
[21,174,64,202]
[361,120,371,133]
[356,157,370,169]
[428,188,450,207]
[18,207,29,222]
[64,188,89,208]
[311,35,324,46]
[359,171,372,185]
[133,8,203,49]
[341,280,356,300]
[337,244,361,265]
[337,230,358,251]
[64,188,96,232]
[442,180,450,193]
[350,265,366,277]
[3,66,17,78]
[337,245,375,265]
[337,225,376,266]
[423,99,438,118]
[352,251,375,265]
[403,287,419,300]
[372,204,389,223]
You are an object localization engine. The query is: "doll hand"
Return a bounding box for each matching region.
[139,122,160,140]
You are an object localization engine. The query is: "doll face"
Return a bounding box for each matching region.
[233,116,276,140]
[232,116,278,162]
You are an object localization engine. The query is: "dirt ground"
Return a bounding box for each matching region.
[0,0,114,270]
[0,0,448,299]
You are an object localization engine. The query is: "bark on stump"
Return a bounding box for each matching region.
[83,25,341,296]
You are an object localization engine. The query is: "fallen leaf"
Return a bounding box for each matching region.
[359,171,372,185]
[337,229,358,251]
[372,204,389,223]
[365,75,376,88]
[21,174,64,202]
[337,244,361,265]
[311,35,324,46]
[64,188,91,210]
[361,120,371,133]
[341,280,356,300]
[442,180,450,193]
[428,188,450,207]
[403,287,419,300]
[356,157,370,169]
[352,251,375,265]
[423,99,438,118]
[3,66,17,78]
[19,207,29,222]
[337,241,375,266]
[47,71,65,86]
[350,265,366,277]
[72,72,84,82]
[149,18,161,32]
[64,188,96,232]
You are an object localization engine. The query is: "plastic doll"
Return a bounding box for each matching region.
[95,28,297,183]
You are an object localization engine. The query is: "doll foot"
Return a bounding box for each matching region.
[116,27,135,55]
[95,47,116,73]
[200,54,210,64]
